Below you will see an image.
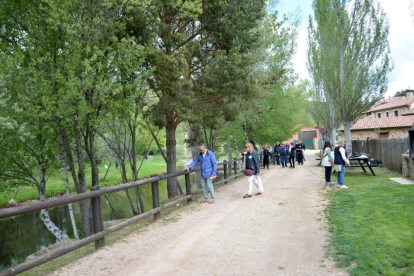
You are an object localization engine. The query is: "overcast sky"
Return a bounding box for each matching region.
[278,0,414,97]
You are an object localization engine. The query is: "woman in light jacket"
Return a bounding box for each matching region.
[321,140,334,186]
[334,138,350,189]
[242,143,263,198]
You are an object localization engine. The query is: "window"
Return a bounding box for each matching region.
[377,113,381,118]
[380,132,389,139]
[395,110,399,117]
[386,112,389,117]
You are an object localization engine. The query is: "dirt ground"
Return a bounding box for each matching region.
[55,150,347,276]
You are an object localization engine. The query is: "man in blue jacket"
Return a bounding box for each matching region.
[185,143,217,204]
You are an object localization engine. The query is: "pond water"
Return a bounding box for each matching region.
[0,168,230,270]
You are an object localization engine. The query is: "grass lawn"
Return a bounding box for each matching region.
[0,155,185,207]
[326,167,414,275]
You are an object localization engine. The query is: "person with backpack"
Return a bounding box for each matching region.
[261,144,271,170]
[334,138,350,189]
[242,143,263,198]
[321,140,334,186]
[289,142,296,168]
[279,143,289,168]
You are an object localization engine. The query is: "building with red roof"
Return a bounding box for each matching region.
[340,90,414,139]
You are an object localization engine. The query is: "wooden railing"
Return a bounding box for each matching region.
[0,159,242,276]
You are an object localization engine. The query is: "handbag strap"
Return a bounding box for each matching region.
[319,154,328,165]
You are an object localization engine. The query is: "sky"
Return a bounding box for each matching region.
[278,0,414,97]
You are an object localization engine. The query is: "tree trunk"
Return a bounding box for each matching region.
[331,128,337,148]
[120,160,128,183]
[38,167,68,242]
[125,189,138,216]
[119,160,138,216]
[129,123,145,213]
[145,120,167,162]
[244,117,249,143]
[166,120,179,198]
[99,161,112,182]
[60,154,79,239]
[188,123,202,189]
[85,130,99,189]
[59,122,91,237]
[325,90,337,148]
[226,122,233,172]
[234,136,242,171]
[343,120,352,156]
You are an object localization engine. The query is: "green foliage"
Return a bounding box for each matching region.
[326,168,414,275]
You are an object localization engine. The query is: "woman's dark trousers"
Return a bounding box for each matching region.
[324,166,332,182]
[289,156,295,168]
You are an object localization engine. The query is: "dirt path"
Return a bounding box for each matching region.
[56,150,347,276]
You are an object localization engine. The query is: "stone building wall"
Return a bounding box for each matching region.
[340,127,410,140]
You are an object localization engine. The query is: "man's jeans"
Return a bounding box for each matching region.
[281,156,288,167]
[201,177,215,199]
[337,164,346,185]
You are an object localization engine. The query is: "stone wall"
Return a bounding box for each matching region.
[341,127,410,140]
[402,154,414,179]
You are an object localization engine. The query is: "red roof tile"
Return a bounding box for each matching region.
[369,96,414,112]
[339,116,414,130]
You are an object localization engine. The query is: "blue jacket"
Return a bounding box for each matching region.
[188,150,218,178]
[278,147,289,157]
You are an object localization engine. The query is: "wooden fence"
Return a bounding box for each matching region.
[352,138,409,172]
[0,159,246,276]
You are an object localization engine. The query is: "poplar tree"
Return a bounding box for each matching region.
[308,0,392,154]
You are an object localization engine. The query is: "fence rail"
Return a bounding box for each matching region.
[352,138,409,172]
[0,159,243,276]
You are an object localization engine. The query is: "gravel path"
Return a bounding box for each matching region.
[56,150,347,276]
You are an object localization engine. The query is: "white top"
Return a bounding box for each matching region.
[321,148,334,167]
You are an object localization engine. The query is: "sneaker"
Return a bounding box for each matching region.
[328,182,334,186]
[339,185,349,189]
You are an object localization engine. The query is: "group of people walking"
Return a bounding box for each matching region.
[271,141,306,169]
[184,138,350,204]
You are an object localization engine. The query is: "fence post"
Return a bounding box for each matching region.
[224,161,228,183]
[151,174,160,220]
[234,160,238,175]
[185,172,192,204]
[91,185,105,249]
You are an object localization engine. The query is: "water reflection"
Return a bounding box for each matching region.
[0,170,227,270]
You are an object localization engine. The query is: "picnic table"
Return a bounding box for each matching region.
[316,156,377,176]
[348,156,376,176]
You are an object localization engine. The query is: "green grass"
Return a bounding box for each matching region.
[325,167,414,275]
[0,155,185,207]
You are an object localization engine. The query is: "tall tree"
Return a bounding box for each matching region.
[127,1,266,197]
[308,0,392,154]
